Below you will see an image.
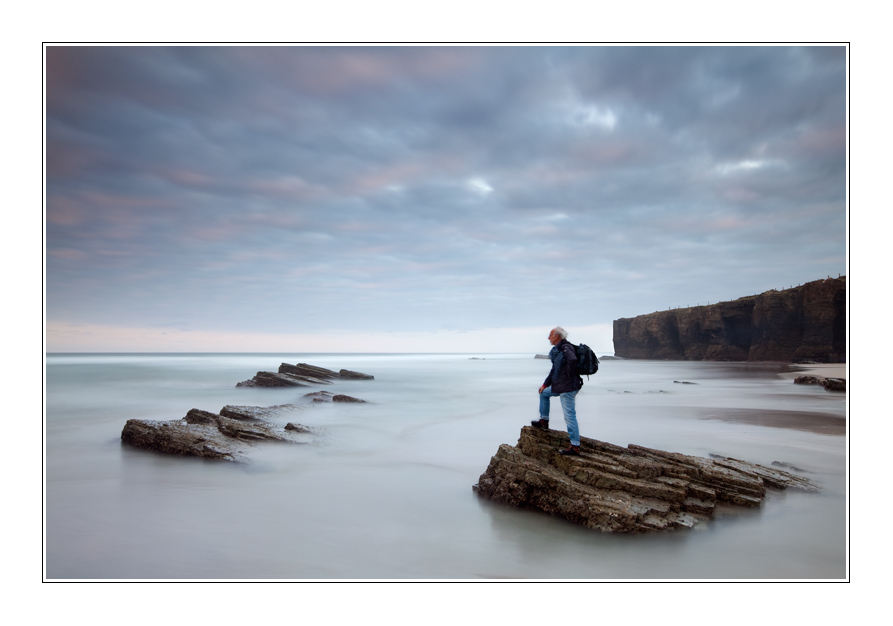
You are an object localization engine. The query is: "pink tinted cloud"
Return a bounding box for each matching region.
[80,191,173,210]
[571,139,648,167]
[717,185,760,204]
[705,216,747,231]
[48,191,173,234]
[48,248,88,261]
[163,168,215,187]
[246,176,326,201]
[245,47,479,96]
[787,125,846,157]
[47,195,88,226]
[343,161,428,195]
[190,222,251,242]
[46,144,99,179]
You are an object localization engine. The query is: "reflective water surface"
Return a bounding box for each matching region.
[45,354,847,579]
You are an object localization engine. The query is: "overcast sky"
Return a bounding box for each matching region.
[45,45,846,353]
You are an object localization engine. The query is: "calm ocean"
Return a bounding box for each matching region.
[44,353,847,579]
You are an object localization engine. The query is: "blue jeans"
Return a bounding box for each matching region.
[539,387,580,446]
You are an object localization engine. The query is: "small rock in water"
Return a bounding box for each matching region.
[822,377,846,392]
[339,368,374,380]
[793,375,846,392]
[771,461,808,473]
[332,394,366,403]
[304,391,334,402]
[285,423,314,433]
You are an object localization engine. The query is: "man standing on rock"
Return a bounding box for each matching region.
[531,327,583,455]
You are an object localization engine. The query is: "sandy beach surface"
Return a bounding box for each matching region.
[777,363,847,380]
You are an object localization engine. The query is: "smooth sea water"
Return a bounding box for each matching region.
[44,353,847,579]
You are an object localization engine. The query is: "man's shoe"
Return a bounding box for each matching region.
[559,445,580,456]
[531,418,550,430]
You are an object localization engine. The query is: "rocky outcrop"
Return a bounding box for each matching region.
[339,369,374,380]
[303,391,367,403]
[237,363,374,387]
[218,404,304,420]
[333,394,366,403]
[121,405,314,462]
[279,363,340,379]
[613,276,845,362]
[236,371,332,387]
[794,375,846,392]
[473,426,819,534]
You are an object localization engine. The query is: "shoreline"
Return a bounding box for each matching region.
[777,363,847,380]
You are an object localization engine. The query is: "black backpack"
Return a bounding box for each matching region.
[575,343,599,378]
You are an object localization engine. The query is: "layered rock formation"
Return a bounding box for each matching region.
[121,405,314,462]
[474,426,819,534]
[303,391,367,403]
[123,363,375,462]
[237,362,374,387]
[613,276,845,362]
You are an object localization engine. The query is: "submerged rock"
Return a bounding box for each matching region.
[794,375,846,392]
[793,375,824,385]
[285,422,314,433]
[822,377,846,392]
[121,405,312,463]
[333,394,366,403]
[304,391,335,402]
[473,426,819,534]
[303,391,366,403]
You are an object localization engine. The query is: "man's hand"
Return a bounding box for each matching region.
[539,385,546,394]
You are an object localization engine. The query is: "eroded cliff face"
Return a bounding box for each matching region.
[613,276,845,362]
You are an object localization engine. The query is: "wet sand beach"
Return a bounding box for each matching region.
[777,363,847,380]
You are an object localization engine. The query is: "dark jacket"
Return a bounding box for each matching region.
[543,339,582,393]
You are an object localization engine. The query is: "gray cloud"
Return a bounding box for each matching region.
[46,45,846,341]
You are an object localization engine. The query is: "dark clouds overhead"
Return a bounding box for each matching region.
[45,45,846,345]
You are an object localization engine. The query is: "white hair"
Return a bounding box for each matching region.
[553,326,568,340]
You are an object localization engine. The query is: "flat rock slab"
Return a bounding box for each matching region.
[278,363,340,380]
[236,371,332,387]
[473,426,819,534]
[219,404,305,421]
[303,391,367,403]
[122,406,313,463]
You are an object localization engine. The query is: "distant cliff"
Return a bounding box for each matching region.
[613,277,846,362]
